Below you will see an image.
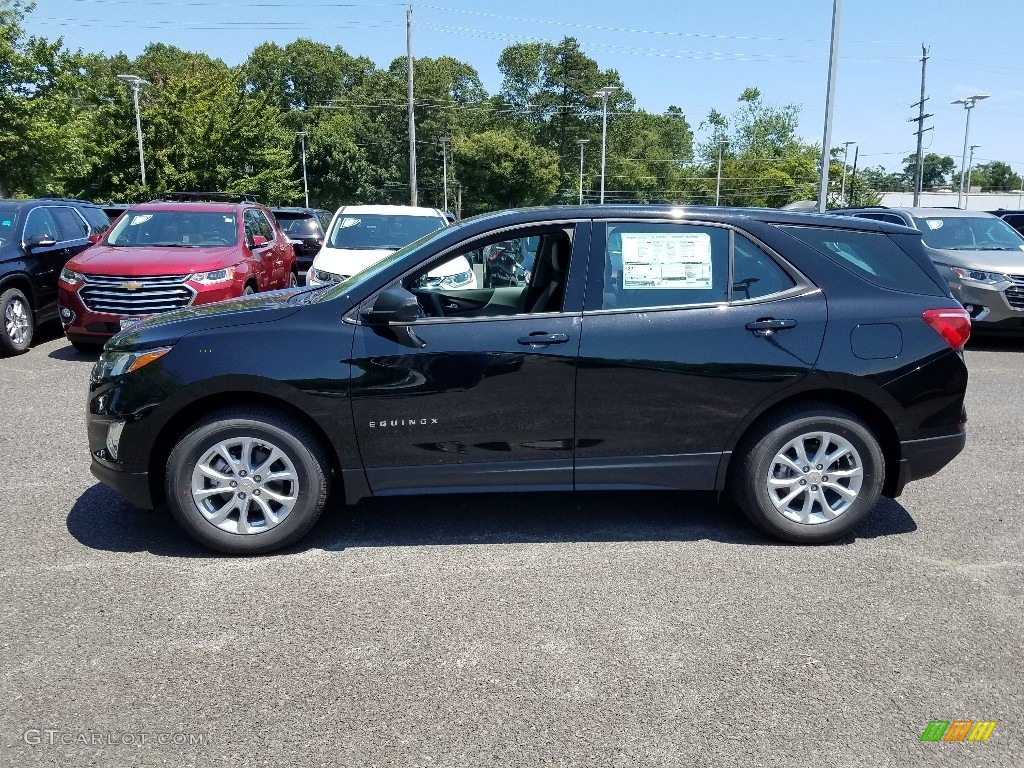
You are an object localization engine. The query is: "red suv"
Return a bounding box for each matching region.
[58,194,297,349]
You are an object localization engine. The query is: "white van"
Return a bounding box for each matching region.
[307,204,475,289]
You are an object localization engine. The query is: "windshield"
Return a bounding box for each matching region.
[912,215,1024,251]
[326,213,445,250]
[275,214,319,236]
[106,210,238,247]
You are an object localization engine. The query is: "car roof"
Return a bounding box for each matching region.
[456,204,902,233]
[271,207,328,214]
[337,204,446,218]
[837,206,1000,219]
[128,201,245,213]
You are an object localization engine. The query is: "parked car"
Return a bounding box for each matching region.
[58,194,297,350]
[101,203,132,223]
[269,207,331,277]
[830,207,1024,332]
[0,197,110,355]
[307,204,458,286]
[987,209,1024,238]
[86,205,969,554]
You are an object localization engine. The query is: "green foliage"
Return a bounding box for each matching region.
[453,130,558,215]
[902,153,956,189]
[952,160,1022,193]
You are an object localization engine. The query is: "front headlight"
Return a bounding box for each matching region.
[90,346,172,383]
[59,267,87,287]
[311,268,346,284]
[940,264,1010,285]
[190,267,235,285]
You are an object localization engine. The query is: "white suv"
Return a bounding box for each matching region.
[307,205,475,289]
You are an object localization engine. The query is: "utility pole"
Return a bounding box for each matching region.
[848,144,859,204]
[296,132,309,208]
[909,44,932,207]
[440,134,450,213]
[406,5,417,206]
[715,140,727,206]
[117,74,150,187]
[965,144,980,209]
[577,139,589,205]
[816,0,842,213]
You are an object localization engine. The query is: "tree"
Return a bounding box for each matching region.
[0,0,92,196]
[453,130,558,215]
[952,160,1022,192]
[901,153,955,189]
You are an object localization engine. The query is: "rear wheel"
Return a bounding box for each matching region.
[730,404,884,543]
[165,408,330,554]
[0,287,33,356]
[243,284,256,296]
[288,271,298,288]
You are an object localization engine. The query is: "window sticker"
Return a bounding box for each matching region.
[620,232,713,289]
[925,219,943,230]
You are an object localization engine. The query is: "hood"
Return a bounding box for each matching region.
[71,244,239,275]
[107,287,305,351]
[928,245,1024,273]
[312,247,394,277]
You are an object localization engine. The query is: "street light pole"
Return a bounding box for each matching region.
[953,94,989,209]
[440,135,450,213]
[296,132,309,208]
[117,74,150,187]
[715,140,728,206]
[839,140,856,205]
[593,86,619,204]
[965,144,980,210]
[578,139,589,205]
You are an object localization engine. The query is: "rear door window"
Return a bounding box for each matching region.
[50,206,90,242]
[782,226,945,296]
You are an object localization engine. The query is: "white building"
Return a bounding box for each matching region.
[879,191,1023,211]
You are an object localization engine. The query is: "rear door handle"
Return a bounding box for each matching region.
[518,332,569,345]
[745,318,797,336]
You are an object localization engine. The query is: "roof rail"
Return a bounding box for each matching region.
[162,191,263,204]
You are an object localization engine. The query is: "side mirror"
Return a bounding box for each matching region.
[251,234,268,247]
[26,233,57,251]
[360,286,420,325]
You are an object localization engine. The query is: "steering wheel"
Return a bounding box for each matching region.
[425,292,446,318]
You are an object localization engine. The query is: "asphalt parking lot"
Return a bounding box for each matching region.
[1,324,1021,767]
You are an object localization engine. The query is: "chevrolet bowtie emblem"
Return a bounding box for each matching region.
[121,281,144,291]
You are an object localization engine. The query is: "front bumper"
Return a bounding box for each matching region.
[90,455,156,509]
[892,431,967,497]
[949,277,1024,328]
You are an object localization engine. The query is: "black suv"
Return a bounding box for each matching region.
[0,198,109,355]
[987,210,1024,237]
[87,206,969,554]
[270,207,331,276]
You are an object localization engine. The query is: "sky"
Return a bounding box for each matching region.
[22,0,1024,178]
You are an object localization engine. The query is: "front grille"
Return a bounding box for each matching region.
[1007,274,1024,286]
[1006,286,1024,310]
[79,274,195,315]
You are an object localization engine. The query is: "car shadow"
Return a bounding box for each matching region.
[67,483,918,557]
[30,319,64,348]
[966,335,1024,353]
[48,343,102,362]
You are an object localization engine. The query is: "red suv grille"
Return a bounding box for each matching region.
[79,274,195,315]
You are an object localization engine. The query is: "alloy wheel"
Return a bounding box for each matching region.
[766,431,864,525]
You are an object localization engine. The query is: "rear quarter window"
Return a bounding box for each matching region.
[781,226,945,296]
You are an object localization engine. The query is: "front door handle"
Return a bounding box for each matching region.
[745,318,797,336]
[518,332,569,345]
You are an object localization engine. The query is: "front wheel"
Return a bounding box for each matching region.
[0,287,34,356]
[165,408,330,554]
[730,404,884,544]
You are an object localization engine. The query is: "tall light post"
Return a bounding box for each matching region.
[714,140,728,206]
[953,94,989,209]
[965,144,980,209]
[839,140,856,205]
[577,139,589,205]
[296,132,309,208]
[117,74,149,187]
[593,86,619,204]
[439,135,450,213]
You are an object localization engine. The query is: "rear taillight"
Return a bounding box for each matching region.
[922,308,971,349]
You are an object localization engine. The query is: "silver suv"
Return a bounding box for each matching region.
[831,207,1024,332]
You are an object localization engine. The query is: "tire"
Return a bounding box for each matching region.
[730,404,884,544]
[288,271,298,288]
[164,407,330,554]
[243,284,256,296]
[0,287,34,356]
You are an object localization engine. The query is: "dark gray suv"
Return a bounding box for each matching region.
[0,198,110,355]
